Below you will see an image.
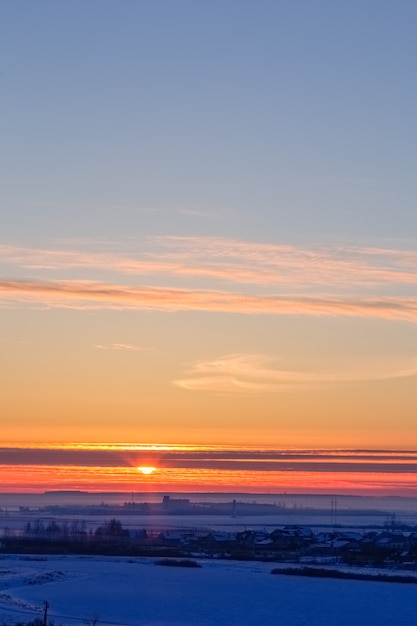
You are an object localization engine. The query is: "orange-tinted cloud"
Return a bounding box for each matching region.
[1,278,417,322]
[0,238,416,289]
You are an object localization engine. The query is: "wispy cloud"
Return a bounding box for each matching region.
[0,236,416,324]
[151,236,417,289]
[0,237,416,291]
[173,353,417,394]
[95,343,148,351]
[1,279,417,322]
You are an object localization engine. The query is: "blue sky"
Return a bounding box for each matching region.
[2,0,416,243]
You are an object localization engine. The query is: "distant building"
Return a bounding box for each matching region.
[162,495,190,509]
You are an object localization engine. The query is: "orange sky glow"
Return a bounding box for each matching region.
[2,444,417,496]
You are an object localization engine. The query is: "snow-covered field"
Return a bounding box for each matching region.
[0,554,416,626]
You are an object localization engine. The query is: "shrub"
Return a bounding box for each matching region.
[155,558,202,568]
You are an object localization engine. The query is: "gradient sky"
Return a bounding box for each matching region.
[1,1,417,461]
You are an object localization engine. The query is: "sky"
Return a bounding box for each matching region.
[1,1,417,492]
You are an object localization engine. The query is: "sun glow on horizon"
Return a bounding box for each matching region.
[137,466,157,475]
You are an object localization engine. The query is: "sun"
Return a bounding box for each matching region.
[137,466,157,475]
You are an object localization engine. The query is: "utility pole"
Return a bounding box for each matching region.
[43,600,49,626]
[331,497,338,530]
